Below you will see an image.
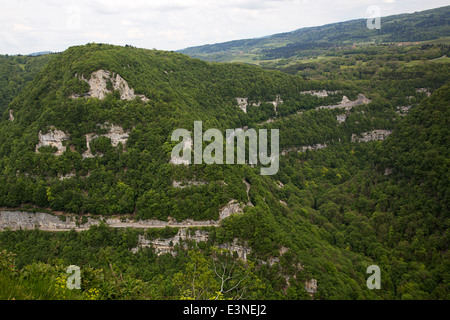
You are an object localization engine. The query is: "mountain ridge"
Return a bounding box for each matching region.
[0,26,448,300]
[179,5,450,62]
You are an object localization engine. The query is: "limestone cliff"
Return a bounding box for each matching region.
[71,70,149,102]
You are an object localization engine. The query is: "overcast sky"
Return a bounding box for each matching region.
[0,0,448,55]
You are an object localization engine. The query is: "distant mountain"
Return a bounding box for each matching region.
[179,5,450,62]
[28,51,53,56]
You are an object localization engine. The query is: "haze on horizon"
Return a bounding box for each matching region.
[1,0,449,55]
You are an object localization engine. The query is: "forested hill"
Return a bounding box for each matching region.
[0,43,448,300]
[0,54,54,114]
[179,5,450,61]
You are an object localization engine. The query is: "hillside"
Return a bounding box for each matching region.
[0,43,448,300]
[179,5,450,62]
[0,53,54,114]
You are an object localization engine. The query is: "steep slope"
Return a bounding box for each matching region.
[0,43,448,300]
[0,54,54,114]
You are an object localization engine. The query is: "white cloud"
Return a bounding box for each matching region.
[13,24,34,32]
[121,19,134,26]
[127,28,145,39]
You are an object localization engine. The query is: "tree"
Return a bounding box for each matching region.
[173,250,218,300]
[211,247,263,300]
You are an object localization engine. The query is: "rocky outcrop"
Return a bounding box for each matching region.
[0,211,96,231]
[336,114,347,124]
[219,200,245,220]
[83,124,130,158]
[243,179,254,207]
[172,180,207,188]
[300,90,340,97]
[218,238,251,260]
[281,143,327,156]
[269,95,283,115]
[71,70,149,102]
[8,109,14,121]
[35,127,69,156]
[316,94,371,111]
[351,130,392,143]
[131,228,210,256]
[35,123,129,158]
[58,173,76,181]
[132,230,252,261]
[235,96,283,114]
[416,88,431,97]
[259,246,290,266]
[235,97,249,113]
[305,279,318,296]
[396,106,411,115]
[0,204,247,231]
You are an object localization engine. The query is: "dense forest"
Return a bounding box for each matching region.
[0,54,55,114]
[0,9,449,300]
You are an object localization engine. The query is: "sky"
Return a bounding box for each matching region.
[0,0,448,55]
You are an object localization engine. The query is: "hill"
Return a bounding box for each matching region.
[0,54,54,114]
[179,5,450,62]
[0,43,448,300]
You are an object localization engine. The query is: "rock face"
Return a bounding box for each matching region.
[305,279,318,296]
[243,179,254,207]
[269,95,283,115]
[219,200,245,220]
[282,144,327,156]
[235,96,283,114]
[396,106,411,115]
[416,87,431,97]
[35,127,69,156]
[71,70,149,102]
[316,94,371,111]
[132,228,210,256]
[132,230,252,261]
[0,206,244,231]
[83,124,130,158]
[336,114,347,124]
[172,180,207,188]
[352,130,392,143]
[300,90,340,97]
[35,123,129,158]
[218,239,251,260]
[0,211,95,231]
[8,109,14,121]
[236,97,249,113]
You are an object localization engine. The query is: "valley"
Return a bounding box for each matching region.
[0,6,448,301]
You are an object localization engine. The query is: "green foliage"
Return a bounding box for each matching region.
[0,34,448,301]
[0,53,54,114]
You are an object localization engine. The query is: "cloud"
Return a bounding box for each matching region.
[121,19,134,26]
[13,23,34,32]
[127,28,145,39]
